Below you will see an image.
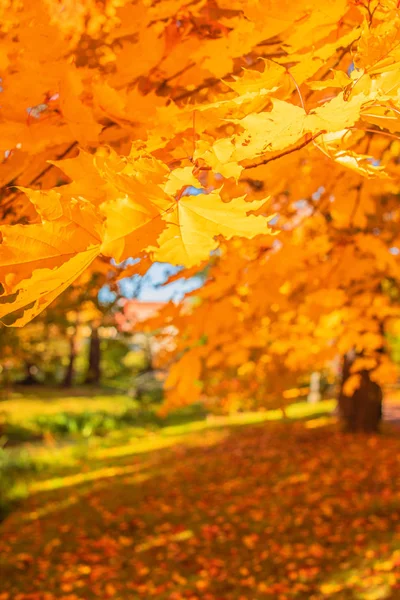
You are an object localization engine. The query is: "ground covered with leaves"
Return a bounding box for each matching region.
[2,420,400,600]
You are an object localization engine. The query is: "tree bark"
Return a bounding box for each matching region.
[338,355,382,433]
[62,333,77,388]
[84,326,101,385]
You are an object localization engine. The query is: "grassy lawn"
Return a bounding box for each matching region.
[1,412,400,599]
[0,386,135,418]
[1,386,333,426]
[0,391,336,517]
[0,385,336,452]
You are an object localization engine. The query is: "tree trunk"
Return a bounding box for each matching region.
[143,334,154,373]
[308,371,321,404]
[19,362,39,385]
[0,365,11,400]
[84,326,101,385]
[62,333,77,388]
[338,355,382,433]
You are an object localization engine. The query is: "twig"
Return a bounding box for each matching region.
[29,141,78,187]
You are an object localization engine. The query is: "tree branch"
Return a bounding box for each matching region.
[243,132,324,170]
[29,141,78,187]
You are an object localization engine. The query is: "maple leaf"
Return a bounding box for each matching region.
[0,189,103,326]
[332,150,389,178]
[225,59,287,95]
[151,190,273,267]
[100,195,166,263]
[307,70,352,91]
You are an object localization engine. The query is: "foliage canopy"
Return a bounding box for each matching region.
[2,0,400,408]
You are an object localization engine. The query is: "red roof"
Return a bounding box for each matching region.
[115,299,165,331]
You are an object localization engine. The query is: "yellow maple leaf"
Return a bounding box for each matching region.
[151,190,273,267]
[0,235,100,327]
[100,195,165,262]
[308,70,352,91]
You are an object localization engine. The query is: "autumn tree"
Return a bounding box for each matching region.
[154,199,400,431]
[2,1,400,430]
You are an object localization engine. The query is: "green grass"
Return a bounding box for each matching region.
[0,386,335,423]
[0,386,335,444]
[0,386,133,418]
[0,390,336,519]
